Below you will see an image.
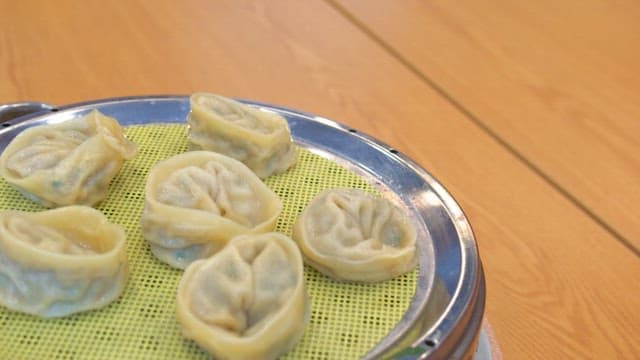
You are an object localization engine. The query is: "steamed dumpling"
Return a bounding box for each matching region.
[0,110,137,207]
[141,151,282,269]
[0,206,128,317]
[187,93,297,178]
[177,232,309,360]
[293,188,417,282]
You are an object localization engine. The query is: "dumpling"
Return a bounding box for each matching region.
[177,232,309,360]
[0,110,137,207]
[141,151,282,269]
[187,92,297,178]
[0,206,128,318]
[293,188,417,282]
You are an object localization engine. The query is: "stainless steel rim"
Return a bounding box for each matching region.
[0,95,485,359]
[0,102,56,125]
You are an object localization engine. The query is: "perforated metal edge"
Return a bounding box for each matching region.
[0,95,485,359]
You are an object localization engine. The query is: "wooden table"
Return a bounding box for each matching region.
[2,1,639,358]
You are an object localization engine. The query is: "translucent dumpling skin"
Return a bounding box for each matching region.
[293,188,417,282]
[0,110,137,207]
[187,93,297,178]
[177,232,309,360]
[141,151,282,269]
[0,206,128,317]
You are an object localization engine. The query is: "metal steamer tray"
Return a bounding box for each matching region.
[0,96,485,360]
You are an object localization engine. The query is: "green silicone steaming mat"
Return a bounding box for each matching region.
[0,123,418,360]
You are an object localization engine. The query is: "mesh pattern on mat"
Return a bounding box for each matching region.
[0,124,417,360]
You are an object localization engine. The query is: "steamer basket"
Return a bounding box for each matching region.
[0,96,485,360]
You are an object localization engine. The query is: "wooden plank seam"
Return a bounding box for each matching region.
[325,0,640,259]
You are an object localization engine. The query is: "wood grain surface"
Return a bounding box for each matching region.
[335,0,640,251]
[1,1,639,359]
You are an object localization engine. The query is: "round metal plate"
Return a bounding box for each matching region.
[0,95,485,359]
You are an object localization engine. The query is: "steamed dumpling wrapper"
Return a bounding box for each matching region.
[293,188,417,282]
[177,232,309,360]
[0,110,137,207]
[0,206,128,317]
[141,151,282,269]
[187,93,297,179]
